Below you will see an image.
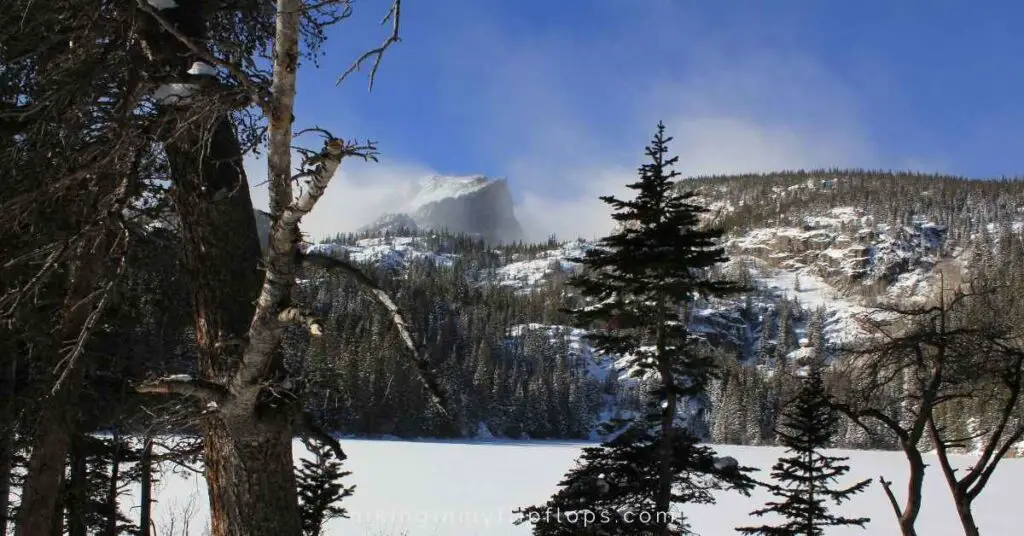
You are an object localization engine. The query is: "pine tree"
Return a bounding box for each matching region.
[296,437,355,536]
[736,361,870,536]
[515,122,755,535]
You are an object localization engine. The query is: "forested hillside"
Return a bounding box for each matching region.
[263,170,1024,447]
[4,158,1022,532]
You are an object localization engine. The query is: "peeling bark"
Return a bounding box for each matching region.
[202,408,302,536]
[137,1,421,534]
[165,115,297,535]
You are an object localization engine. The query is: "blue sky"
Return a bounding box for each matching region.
[248,0,1024,240]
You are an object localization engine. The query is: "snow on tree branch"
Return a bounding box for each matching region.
[135,0,271,110]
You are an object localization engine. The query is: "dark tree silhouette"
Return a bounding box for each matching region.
[296,437,355,536]
[516,122,754,535]
[738,360,870,536]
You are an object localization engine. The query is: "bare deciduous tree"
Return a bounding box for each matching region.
[925,278,1024,536]
[831,277,976,536]
[833,273,1023,536]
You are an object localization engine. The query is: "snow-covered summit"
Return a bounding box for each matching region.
[405,175,495,211]
[360,174,524,244]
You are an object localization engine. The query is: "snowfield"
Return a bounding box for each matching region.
[133,439,1023,535]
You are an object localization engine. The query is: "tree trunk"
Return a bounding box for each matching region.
[953,493,980,536]
[138,436,152,536]
[15,215,120,536]
[0,436,10,536]
[656,384,676,536]
[887,445,924,536]
[203,411,302,535]
[165,109,304,534]
[104,430,122,536]
[0,357,16,536]
[66,436,87,536]
[15,378,77,536]
[654,317,674,536]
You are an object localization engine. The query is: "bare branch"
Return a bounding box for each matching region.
[298,412,346,461]
[294,126,335,139]
[878,476,903,520]
[233,6,333,390]
[336,0,401,91]
[928,414,962,493]
[150,445,204,463]
[136,376,230,403]
[299,251,449,414]
[52,229,130,394]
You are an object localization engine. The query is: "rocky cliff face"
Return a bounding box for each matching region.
[360,175,524,244]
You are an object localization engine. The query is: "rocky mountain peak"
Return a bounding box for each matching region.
[361,174,524,244]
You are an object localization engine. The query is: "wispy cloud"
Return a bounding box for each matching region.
[510,53,879,241]
[246,154,434,241]
[250,2,892,243]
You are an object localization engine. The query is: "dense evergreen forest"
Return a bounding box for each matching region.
[285,170,1024,445]
[33,169,1017,445]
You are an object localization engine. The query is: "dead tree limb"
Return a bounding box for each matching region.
[298,412,346,461]
[337,0,401,90]
[51,230,130,394]
[136,377,230,404]
[878,476,902,520]
[299,251,449,414]
[277,307,324,336]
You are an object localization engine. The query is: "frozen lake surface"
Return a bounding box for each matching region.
[134,438,1023,535]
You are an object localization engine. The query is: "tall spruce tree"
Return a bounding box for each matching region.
[515,122,754,535]
[737,360,870,536]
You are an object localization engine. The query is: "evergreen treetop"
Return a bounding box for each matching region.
[569,121,743,399]
[516,123,755,536]
[296,437,356,536]
[737,361,870,536]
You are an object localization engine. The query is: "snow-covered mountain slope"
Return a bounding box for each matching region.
[492,240,591,291]
[359,175,525,244]
[295,171,1024,442]
[301,216,937,361]
[405,175,494,210]
[306,236,458,270]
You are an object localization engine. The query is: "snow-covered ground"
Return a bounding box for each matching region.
[306,237,458,270]
[133,439,1022,535]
